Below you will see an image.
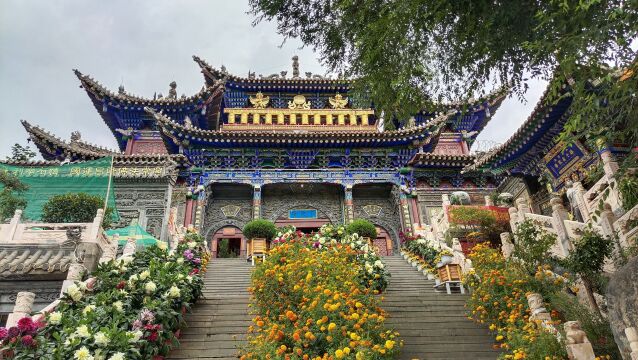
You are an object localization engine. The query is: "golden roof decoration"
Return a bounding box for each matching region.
[249,91,270,109]
[288,94,311,110]
[329,92,348,109]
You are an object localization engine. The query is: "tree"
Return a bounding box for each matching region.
[6,143,36,162]
[41,192,113,228]
[250,0,638,143]
[0,171,28,220]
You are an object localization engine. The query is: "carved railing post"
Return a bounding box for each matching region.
[442,194,451,207]
[5,292,35,327]
[596,137,619,178]
[500,232,514,259]
[516,197,531,215]
[60,262,86,296]
[122,236,137,256]
[1,209,23,242]
[551,196,572,257]
[99,236,118,264]
[508,206,520,233]
[572,182,591,223]
[564,321,595,360]
[625,327,638,360]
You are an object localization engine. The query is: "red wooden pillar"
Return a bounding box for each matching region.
[184,198,194,227]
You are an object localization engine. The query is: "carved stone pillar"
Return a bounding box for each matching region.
[500,232,515,259]
[596,137,619,178]
[122,236,137,256]
[344,185,354,224]
[99,236,118,264]
[508,207,520,233]
[441,194,451,207]
[564,321,595,360]
[526,293,552,322]
[625,327,638,360]
[5,292,35,327]
[183,197,194,227]
[253,185,262,220]
[551,196,572,257]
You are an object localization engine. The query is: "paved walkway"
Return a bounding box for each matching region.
[168,258,251,360]
[383,255,499,360]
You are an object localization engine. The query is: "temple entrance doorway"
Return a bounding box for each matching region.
[210,226,246,259]
[373,225,393,256]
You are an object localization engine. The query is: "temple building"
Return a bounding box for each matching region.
[14,55,507,257]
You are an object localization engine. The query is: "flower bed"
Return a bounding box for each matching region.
[0,231,209,360]
[465,243,567,359]
[401,236,451,277]
[240,230,400,359]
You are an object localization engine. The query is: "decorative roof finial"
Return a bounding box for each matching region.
[168,81,177,99]
[118,84,126,95]
[292,55,300,78]
[70,131,82,143]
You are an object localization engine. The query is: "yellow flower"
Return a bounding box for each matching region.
[385,340,395,349]
[328,322,337,331]
[335,349,344,358]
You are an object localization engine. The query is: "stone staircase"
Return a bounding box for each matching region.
[168,258,252,360]
[383,255,499,360]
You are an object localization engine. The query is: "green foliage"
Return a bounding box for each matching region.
[448,206,508,244]
[548,292,621,359]
[5,143,36,162]
[41,192,114,229]
[618,171,638,211]
[0,171,28,220]
[563,229,613,292]
[250,0,638,146]
[243,219,277,240]
[512,219,559,274]
[346,218,378,238]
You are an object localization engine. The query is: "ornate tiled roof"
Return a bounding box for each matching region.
[22,119,118,161]
[74,70,225,149]
[463,83,573,175]
[409,153,476,168]
[148,107,449,151]
[0,246,73,278]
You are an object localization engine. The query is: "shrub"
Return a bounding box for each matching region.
[0,172,28,221]
[240,236,400,359]
[619,172,638,211]
[512,219,559,275]
[242,219,277,240]
[346,218,377,239]
[1,231,209,359]
[41,192,114,229]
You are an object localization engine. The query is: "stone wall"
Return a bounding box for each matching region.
[353,184,402,247]
[202,184,253,239]
[113,179,173,240]
[606,256,638,359]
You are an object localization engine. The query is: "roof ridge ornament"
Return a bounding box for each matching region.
[288,94,311,110]
[292,55,300,78]
[249,92,270,109]
[328,92,348,109]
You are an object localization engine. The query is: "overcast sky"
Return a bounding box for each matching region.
[0,0,546,159]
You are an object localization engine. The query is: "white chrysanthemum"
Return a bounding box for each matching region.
[74,346,93,360]
[187,241,196,248]
[145,281,157,294]
[128,330,143,343]
[139,270,150,280]
[66,284,83,302]
[48,311,62,325]
[94,331,109,347]
[121,256,133,264]
[128,274,138,283]
[176,257,184,264]
[167,285,181,298]
[157,241,168,250]
[113,301,124,313]
[108,352,125,360]
[75,325,91,338]
[82,304,96,315]
[186,276,193,283]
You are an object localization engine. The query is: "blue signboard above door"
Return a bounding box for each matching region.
[289,209,318,219]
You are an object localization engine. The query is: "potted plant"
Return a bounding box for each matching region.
[346,219,378,243]
[243,219,277,261]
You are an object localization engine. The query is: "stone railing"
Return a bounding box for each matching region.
[2,209,118,327]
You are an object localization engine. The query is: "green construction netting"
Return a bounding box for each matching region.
[105,223,158,247]
[0,157,118,221]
